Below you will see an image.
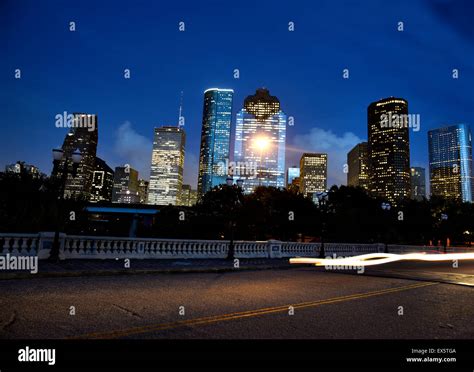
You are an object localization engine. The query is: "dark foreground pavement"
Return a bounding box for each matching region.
[0,258,296,280]
[0,261,473,339]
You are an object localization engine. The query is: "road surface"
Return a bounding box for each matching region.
[0,261,473,339]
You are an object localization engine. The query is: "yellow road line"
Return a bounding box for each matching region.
[73,282,436,339]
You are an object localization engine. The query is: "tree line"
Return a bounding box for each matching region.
[1,172,472,246]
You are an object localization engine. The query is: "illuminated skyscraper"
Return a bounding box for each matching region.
[288,176,301,194]
[90,157,114,202]
[234,88,286,193]
[112,165,139,204]
[138,179,149,204]
[148,126,185,205]
[197,88,233,198]
[52,113,98,199]
[300,153,327,200]
[428,124,473,202]
[410,167,426,201]
[181,184,198,207]
[347,142,369,189]
[368,98,411,204]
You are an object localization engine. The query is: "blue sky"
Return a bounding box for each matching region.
[1,0,473,188]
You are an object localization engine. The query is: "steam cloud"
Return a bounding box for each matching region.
[291,128,363,187]
[114,121,152,179]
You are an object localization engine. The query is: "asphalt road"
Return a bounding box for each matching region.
[0,263,473,339]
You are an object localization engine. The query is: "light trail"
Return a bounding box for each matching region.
[290,252,474,267]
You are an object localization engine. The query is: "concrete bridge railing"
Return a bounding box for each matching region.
[0,233,470,260]
[0,234,40,257]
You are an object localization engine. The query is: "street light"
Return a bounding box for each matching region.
[49,147,82,261]
[52,148,64,161]
[463,230,471,247]
[381,202,391,253]
[71,149,82,164]
[440,213,448,253]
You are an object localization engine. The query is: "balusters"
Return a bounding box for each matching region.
[77,240,85,255]
[1,237,9,254]
[19,238,29,255]
[10,237,20,255]
[30,238,38,256]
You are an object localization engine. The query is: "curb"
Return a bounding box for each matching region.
[0,263,305,281]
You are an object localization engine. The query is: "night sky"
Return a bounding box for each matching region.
[1,0,473,188]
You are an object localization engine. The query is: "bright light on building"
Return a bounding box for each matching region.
[254,137,269,151]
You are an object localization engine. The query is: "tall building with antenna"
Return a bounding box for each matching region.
[148,126,186,205]
[147,94,186,205]
[178,90,185,128]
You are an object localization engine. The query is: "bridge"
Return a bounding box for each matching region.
[0,233,473,339]
[0,232,455,260]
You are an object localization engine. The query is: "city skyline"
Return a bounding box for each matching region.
[3,1,474,361]
[6,93,473,205]
[2,0,473,189]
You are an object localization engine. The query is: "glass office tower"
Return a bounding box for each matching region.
[428,124,473,203]
[148,126,186,205]
[300,153,328,200]
[90,157,114,202]
[234,88,287,193]
[111,165,139,204]
[347,142,369,190]
[197,88,233,198]
[367,98,411,205]
[286,166,300,187]
[52,113,98,200]
[410,167,426,201]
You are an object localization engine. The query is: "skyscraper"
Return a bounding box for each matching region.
[300,153,328,200]
[111,165,139,204]
[367,98,411,204]
[148,126,186,205]
[181,184,198,207]
[288,176,301,194]
[52,113,98,199]
[138,179,149,204]
[197,88,233,198]
[234,88,286,193]
[286,166,300,187]
[428,124,473,202]
[347,142,369,189]
[410,167,426,201]
[90,157,114,202]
